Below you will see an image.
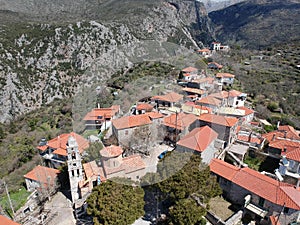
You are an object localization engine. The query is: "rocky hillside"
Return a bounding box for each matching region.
[209,0,300,48]
[0,0,214,123]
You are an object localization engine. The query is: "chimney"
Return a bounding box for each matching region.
[248,132,252,143]
[284,131,287,139]
[272,134,276,141]
[277,121,280,130]
[98,103,100,109]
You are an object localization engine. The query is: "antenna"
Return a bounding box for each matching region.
[3,180,15,219]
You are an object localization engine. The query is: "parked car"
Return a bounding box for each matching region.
[158,150,168,160]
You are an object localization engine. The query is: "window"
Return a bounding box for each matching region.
[77,169,80,177]
[125,130,129,135]
[72,152,76,160]
[258,197,265,207]
[283,207,289,214]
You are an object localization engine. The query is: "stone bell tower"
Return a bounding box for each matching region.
[67,136,83,203]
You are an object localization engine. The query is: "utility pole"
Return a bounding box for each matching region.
[3,181,15,219]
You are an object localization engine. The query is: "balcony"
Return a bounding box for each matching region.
[244,195,268,218]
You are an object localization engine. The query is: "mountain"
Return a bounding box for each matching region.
[201,0,246,12]
[0,0,214,123]
[208,0,300,48]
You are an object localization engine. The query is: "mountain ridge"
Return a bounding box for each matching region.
[209,0,300,48]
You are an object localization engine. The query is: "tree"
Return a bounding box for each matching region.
[86,180,145,225]
[169,198,206,225]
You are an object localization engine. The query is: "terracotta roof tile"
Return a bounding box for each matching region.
[83,161,106,182]
[209,91,229,100]
[0,215,21,225]
[112,114,152,130]
[83,105,120,121]
[145,112,164,119]
[177,126,218,152]
[216,73,235,78]
[196,96,222,106]
[151,92,183,103]
[199,114,238,127]
[163,113,197,130]
[24,165,60,188]
[103,155,145,175]
[237,106,255,116]
[182,87,206,95]
[284,147,300,162]
[182,66,198,73]
[208,62,223,69]
[210,159,300,210]
[100,145,123,158]
[136,103,154,111]
[41,132,89,155]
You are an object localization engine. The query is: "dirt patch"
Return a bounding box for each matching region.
[209,196,234,221]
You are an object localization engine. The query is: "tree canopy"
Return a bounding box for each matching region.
[86,179,145,225]
[141,153,222,225]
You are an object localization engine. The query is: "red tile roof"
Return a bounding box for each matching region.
[209,91,229,100]
[270,215,280,225]
[269,215,280,225]
[182,87,206,95]
[269,139,300,152]
[151,92,183,103]
[163,113,197,131]
[216,73,235,78]
[136,103,154,111]
[278,125,300,139]
[198,48,211,53]
[83,105,120,121]
[83,161,106,182]
[100,145,123,158]
[196,96,222,106]
[210,159,300,210]
[208,62,223,69]
[182,66,198,73]
[24,165,60,187]
[112,114,152,130]
[237,106,255,116]
[177,126,218,152]
[237,135,263,145]
[103,155,146,175]
[37,132,89,155]
[284,147,300,162]
[228,90,243,97]
[199,114,239,127]
[0,215,20,225]
[263,126,300,144]
[145,111,164,119]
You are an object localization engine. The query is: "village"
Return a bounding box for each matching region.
[1,42,300,225]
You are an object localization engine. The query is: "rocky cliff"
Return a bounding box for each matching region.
[0,0,214,123]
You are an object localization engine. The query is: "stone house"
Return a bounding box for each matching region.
[237,106,255,124]
[176,126,219,164]
[83,105,120,130]
[210,159,300,225]
[112,114,152,146]
[151,92,183,108]
[196,96,222,113]
[207,62,223,70]
[216,73,235,86]
[24,165,60,192]
[163,112,198,143]
[197,48,212,58]
[198,114,239,147]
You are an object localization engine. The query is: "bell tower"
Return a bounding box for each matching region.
[67,136,83,203]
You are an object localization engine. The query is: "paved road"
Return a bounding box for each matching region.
[43,192,76,225]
